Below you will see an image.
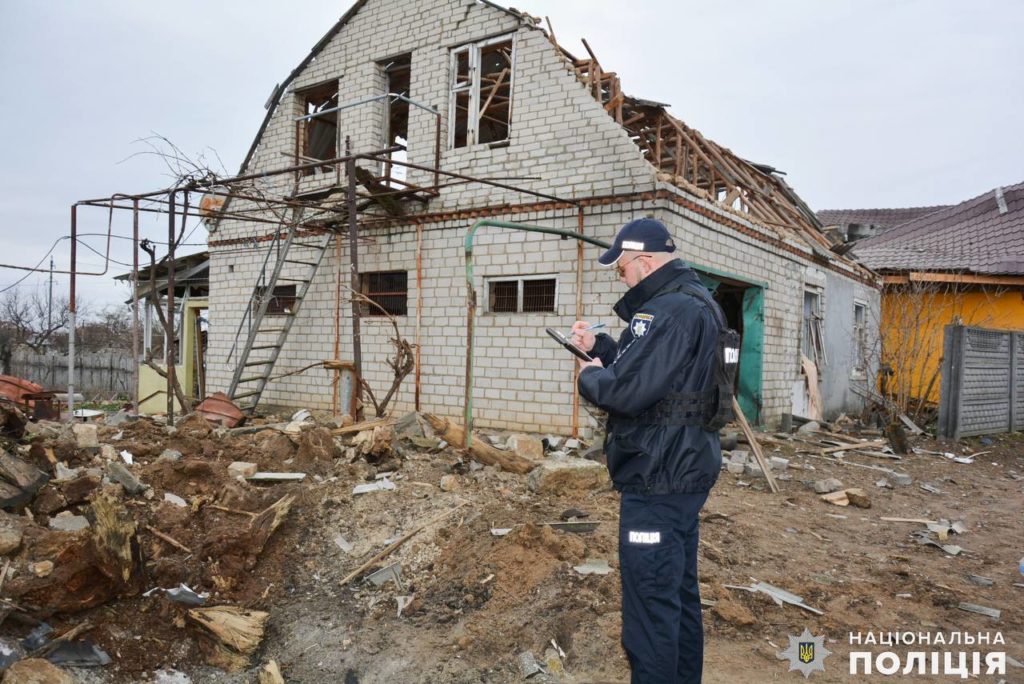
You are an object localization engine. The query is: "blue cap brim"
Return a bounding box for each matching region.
[598,245,623,266]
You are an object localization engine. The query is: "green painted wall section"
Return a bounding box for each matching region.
[739,287,764,423]
[690,265,764,424]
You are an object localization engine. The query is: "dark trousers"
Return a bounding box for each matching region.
[619,490,709,684]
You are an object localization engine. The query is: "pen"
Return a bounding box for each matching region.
[569,323,607,336]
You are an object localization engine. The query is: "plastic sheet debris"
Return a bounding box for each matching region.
[725,581,824,615]
[46,639,112,667]
[573,558,612,576]
[144,583,209,606]
[957,602,1000,619]
[22,623,52,651]
[0,639,19,669]
[353,479,396,495]
[366,563,403,589]
[490,528,513,537]
[333,534,353,554]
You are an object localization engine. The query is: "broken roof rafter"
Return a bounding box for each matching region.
[547,28,868,271]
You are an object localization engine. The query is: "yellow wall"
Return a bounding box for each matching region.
[881,286,1024,404]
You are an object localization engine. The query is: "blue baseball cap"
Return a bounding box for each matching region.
[598,217,676,265]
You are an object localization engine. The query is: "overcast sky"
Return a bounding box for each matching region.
[1,0,1021,309]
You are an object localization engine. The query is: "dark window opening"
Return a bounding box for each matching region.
[381,54,411,185]
[488,277,556,313]
[451,38,512,148]
[300,81,338,176]
[489,280,518,313]
[361,270,408,316]
[257,285,297,316]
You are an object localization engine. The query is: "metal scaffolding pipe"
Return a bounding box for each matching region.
[462,219,610,446]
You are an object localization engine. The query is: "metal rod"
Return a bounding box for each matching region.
[294,92,439,122]
[67,205,77,421]
[345,139,363,419]
[573,208,585,438]
[433,109,441,191]
[415,221,423,411]
[364,154,576,206]
[131,200,140,414]
[463,219,611,444]
[166,190,176,423]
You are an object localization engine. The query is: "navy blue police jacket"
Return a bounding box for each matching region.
[577,259,722,494]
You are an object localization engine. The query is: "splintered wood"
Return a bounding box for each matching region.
[189,605,270,672]
[423,414,535,474]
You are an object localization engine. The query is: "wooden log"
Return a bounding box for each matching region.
[92,489,143,588]
[730,398,780,494]
[423,415,535,474]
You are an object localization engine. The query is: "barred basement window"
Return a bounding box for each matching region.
[360,270,408,316]
[450,36,513,148]
[298,81,339,175]
[488,277,556,313]
[256,285,297,316]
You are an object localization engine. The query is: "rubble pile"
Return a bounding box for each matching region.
[0,401,1018,682]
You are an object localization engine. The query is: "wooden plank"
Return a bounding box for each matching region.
[331,418,392,435]
[731,397,780,493]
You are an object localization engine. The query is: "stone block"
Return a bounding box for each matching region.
[527,457,609,494]
[507,434,544,461]
[72,424,98,449]
[228,462,258,479]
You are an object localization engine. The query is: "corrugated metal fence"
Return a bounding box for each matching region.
[9,347,134,397]
[938,324,1024,438]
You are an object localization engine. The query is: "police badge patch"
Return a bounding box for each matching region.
[630,313,654,337]
[776,627,831,678]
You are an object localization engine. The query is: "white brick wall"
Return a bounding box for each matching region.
[205,0,878,432]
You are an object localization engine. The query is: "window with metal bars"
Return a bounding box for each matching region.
[488,277,556,313]
[255,285,297,316]
[360,271,408,316]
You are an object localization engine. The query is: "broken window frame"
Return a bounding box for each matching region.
[255,285,297,316]
[297,80,340,176]
[486,275,558,314]
[449,35,514,149]
[852,301,868,377]
[360,270,409,317]
[380,53,412,185]
[802,289,826,368]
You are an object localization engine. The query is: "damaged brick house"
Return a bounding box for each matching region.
[204,0,879,433]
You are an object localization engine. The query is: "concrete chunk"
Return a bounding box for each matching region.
[106,461,147,495]
[228,461,258,479]
[527,457,609,494]
[49,512,90,532]
[814,478,843,494]
[507,434,544,461]
[72,423,99,449]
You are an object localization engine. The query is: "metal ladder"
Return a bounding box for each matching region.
[227,210,334,414]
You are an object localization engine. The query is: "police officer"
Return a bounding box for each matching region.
[571,217,723,683]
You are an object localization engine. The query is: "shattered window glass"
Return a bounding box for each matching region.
[450,37,512,148]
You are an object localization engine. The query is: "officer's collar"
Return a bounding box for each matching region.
[613,258,689,321]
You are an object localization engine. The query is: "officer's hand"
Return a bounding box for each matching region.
[570,321,596,352]
[577,357,603,371]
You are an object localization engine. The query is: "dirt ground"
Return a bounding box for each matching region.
[2,412,1021,683]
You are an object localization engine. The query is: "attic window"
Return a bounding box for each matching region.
[450,37,513,148]
[299,81,339,175]
[381,54,411,184]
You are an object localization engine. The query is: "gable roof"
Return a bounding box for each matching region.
[817,206,950,230]
[852,182,1024,275]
